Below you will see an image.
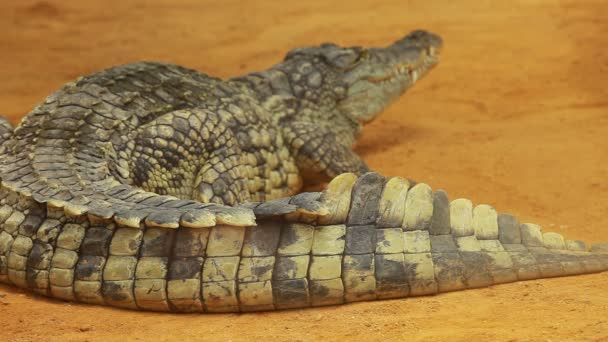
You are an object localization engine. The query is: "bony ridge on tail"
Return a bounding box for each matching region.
[0,30,606,312]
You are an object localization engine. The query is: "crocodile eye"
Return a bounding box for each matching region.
[329,49,366,69]
[353,49,369,64]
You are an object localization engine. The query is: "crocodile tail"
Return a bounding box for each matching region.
[0,177,327,311]
[0,172,606,312]
[309,172,608,300]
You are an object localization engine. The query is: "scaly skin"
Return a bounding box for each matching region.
[0,31,607,312]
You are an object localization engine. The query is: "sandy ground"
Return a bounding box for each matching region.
[1,0,608,341]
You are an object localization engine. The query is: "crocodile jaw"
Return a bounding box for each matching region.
[339,30,442,123]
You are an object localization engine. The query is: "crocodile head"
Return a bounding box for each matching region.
[284,30,442,124]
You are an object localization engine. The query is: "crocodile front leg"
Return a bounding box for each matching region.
[283,121,370,183]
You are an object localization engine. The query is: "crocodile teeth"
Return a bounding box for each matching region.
[410,70,418,82]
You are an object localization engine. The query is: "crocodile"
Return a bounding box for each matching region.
[0,30,607,313]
